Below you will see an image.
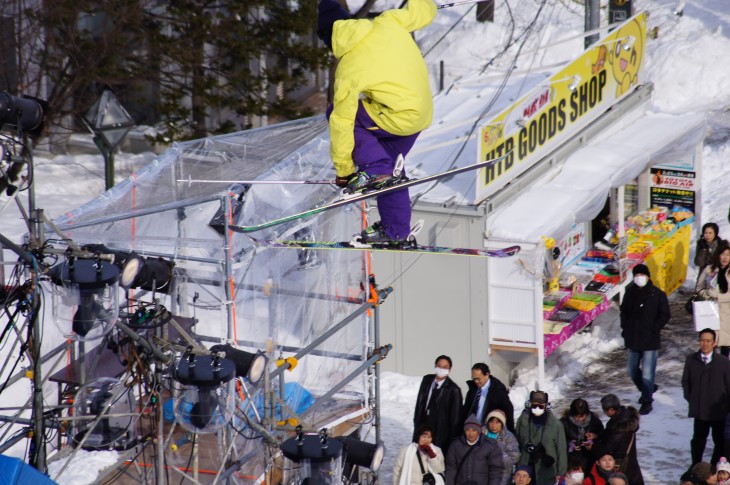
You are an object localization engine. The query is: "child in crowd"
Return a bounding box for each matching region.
[717,457,730,485]
[558,455,585,485]
[583,452,617,485]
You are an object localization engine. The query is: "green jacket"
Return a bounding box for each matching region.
[328,0,436,176]
[515,410,568,485]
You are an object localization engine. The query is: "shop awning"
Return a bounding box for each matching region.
[486,112,707,244]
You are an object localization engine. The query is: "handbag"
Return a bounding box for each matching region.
[684,292,703,315]
[416,450,436,485]
[693,300,720,331]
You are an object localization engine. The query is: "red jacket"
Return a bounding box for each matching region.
[582,462,617,485]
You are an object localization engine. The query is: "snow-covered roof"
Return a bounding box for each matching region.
[486,112,707,243]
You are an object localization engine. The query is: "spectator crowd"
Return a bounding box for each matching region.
[392,223,730,485]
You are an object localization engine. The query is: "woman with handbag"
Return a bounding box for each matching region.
[394,424,445,485]
[696,243,730,357]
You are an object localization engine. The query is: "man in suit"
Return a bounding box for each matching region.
[413,355,464,454]
[682,328,730,466]
[462,362,514,432]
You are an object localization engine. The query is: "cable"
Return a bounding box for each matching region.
[383,0,551,289]
[178,434,196,485]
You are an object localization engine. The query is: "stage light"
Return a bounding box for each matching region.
[209,344,268,385]
[0,92,47,135]
[338,435,385,473]
[281,428,343,482]
[72,377,136,451]
[173,351,236,433]
[82,244,144,290]
[49,258,120,341]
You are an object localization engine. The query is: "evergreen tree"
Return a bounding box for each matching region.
[1,0,329,141]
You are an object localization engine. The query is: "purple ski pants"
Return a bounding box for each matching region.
[328,101,420,239]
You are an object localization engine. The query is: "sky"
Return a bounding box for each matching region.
[4,0,730,483]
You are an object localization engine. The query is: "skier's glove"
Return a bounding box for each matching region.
[335,173,354,188]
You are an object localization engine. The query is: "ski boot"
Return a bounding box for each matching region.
[353,219,423,248]
[341,155,407,197]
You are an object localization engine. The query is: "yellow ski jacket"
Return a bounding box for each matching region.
[328,0,437,177]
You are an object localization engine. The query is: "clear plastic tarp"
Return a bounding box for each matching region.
[48,115,377,481]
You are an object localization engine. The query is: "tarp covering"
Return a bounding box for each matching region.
[47,116,376,480]
[485,112,707,243]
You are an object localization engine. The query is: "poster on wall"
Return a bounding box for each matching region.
[557,223,587,268]
[649,168,696,211]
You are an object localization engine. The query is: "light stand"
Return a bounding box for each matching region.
[81,89,135,190]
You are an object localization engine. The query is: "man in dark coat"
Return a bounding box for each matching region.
[462,362,514,432]
[413,355,464,454]
[445,414,503,485]
[619,263,670,415]
[592,394,643,485]
[681,328,730,466]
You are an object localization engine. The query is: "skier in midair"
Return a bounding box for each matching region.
[316,0,436,243]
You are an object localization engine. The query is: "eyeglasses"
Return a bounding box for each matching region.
[531,403,546,409]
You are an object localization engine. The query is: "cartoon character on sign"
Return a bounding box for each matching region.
[652,170,664,186]
[608,18,643,96]
[592,45,607,74]
[482,123,504,153]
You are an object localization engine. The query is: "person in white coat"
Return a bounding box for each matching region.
[394,424,446,485]
[696,243,730,357]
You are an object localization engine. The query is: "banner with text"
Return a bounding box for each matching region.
[476,12,647,204]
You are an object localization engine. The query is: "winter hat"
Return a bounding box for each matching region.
[691,462,713,482]
[486,409,507,427]
[529,390,548,405]
[601,393,621,411]
[717,457,730,473]
[463,414,482,432]
[608,471,629,483]
[632,263,650,277]
[316,0,350,49]
[514,465,535,481]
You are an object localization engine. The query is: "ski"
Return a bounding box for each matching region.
[229,154,509,234]
[250,237,521,258]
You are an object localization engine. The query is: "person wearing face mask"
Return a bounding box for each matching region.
[414,355,464,454]
[515,391,567,485]
[619,263,670,416]
[696,243,730,357]
[557,455,584,485]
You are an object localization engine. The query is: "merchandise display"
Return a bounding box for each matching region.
[541,205,695,358]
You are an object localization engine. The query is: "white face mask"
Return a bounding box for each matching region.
[569,472,584,482]
[531,407,545,417]
[634,275,648,287]
[434,367,450,378]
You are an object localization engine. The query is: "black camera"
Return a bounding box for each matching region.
[526,442,536,454]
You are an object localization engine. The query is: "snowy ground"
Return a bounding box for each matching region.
[2,0,730,484]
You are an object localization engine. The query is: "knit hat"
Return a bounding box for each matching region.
[691,462,713,482]
[529,390,548,405]
[463,414,482,432]
[601,393,621,411]
[608,471,629,483]
[486,409,507,427]
[316,0,350,49]
[716,457,730,473]
[632,263,650,277]
[514,465,535,481]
